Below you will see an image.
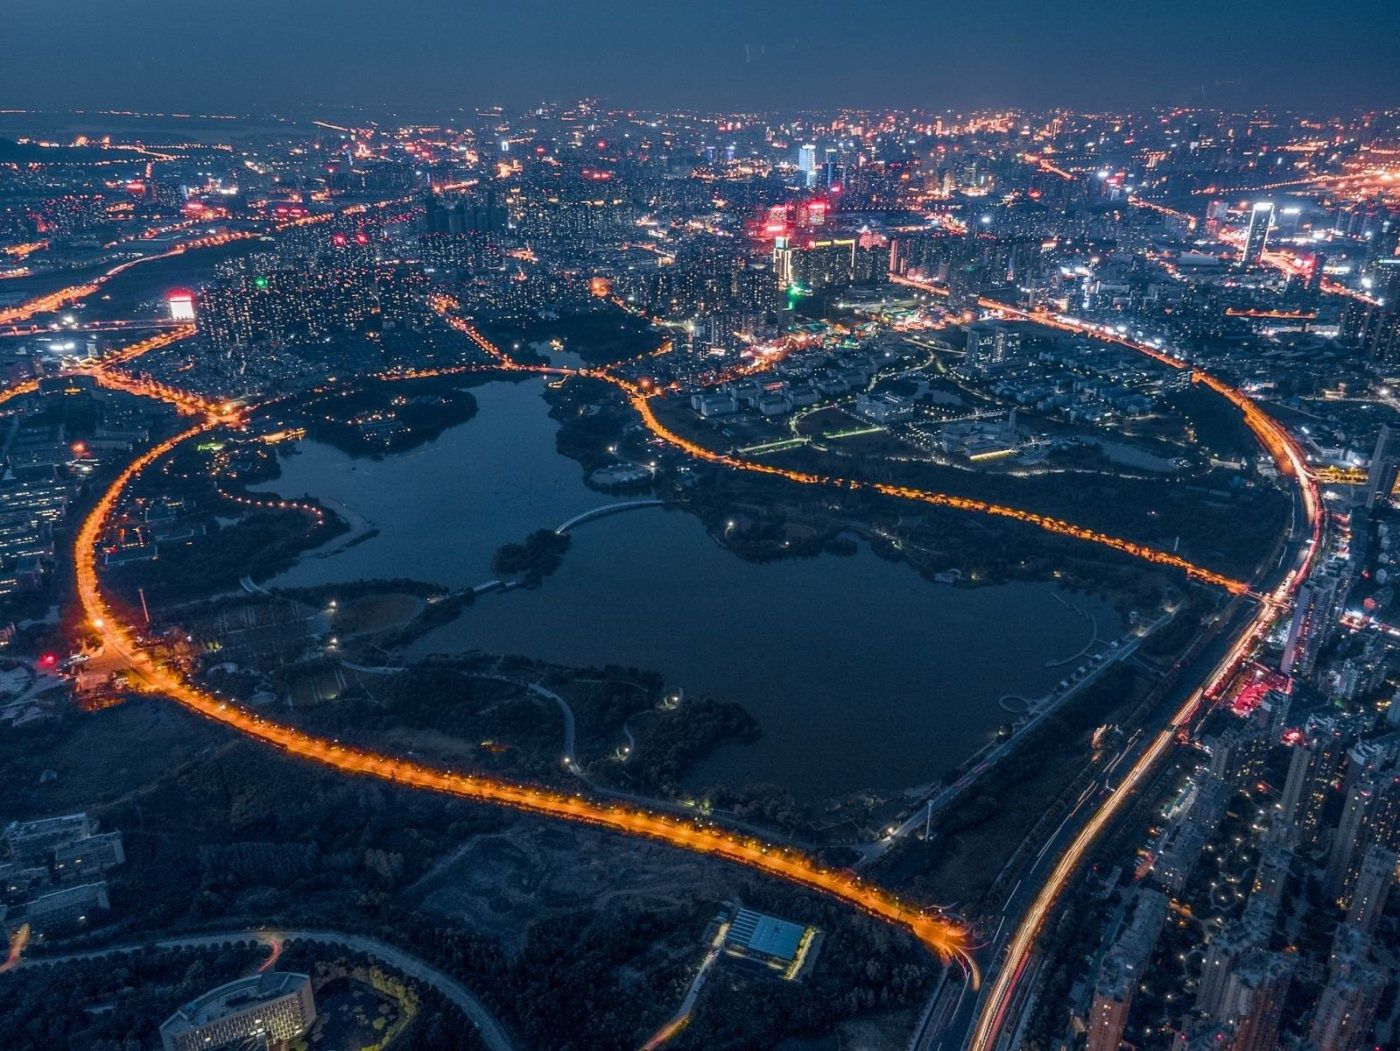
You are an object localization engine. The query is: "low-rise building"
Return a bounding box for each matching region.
[160,972,317,1051]
[723,907,820,980]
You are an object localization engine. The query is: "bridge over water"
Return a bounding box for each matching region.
[553,499,664,533]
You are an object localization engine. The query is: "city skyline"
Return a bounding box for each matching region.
[3,16,1400,1046]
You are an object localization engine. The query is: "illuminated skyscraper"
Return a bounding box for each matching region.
[166,290,196,322]
[1197,924,1254,1016]
[1307,251,1327,293]
[1085,963,1132,1051]
[823,148,840,189]
[1238,202,1274,268]
[1277,716,1351,844]
[1220,951,1293,1051]
[1308,965,1386,1051]
[798,144,818,188]
[1325,777,1378,899]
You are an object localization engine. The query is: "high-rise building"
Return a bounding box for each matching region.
[798,144,818,188]
[1208,723,1269,786]
[774,238,868,295]
[1238,202,1274,268]
[1277,717,1350,843]
[1280,573,1342,677]
[1205,198,1230,236]
[1307,965,1386,1051]
[823,148,840,189]
[1307,252,1328,293]
[1086,890,1167,1049]
[1216,950,1292,1051]
[1277,734,1313,824]
[1325,776,1379,899]
[1086,956,1134,1051]
[1197,925,1254,1016]
[1365,423,1400,509]
[1345,844,1396,934]
[166,290,196,322]
[1249,837,1292,905]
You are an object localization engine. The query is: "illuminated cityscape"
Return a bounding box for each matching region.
[1,2,1400,1048]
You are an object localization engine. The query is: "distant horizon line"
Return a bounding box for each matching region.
[2,99,1398,124]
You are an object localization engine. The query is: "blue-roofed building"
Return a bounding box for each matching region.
[723,907,821,979]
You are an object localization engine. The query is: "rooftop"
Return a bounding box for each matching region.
[162,971,311,1034]
[726,908,806,963]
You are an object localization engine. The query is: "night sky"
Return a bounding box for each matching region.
[4,0,1398,115]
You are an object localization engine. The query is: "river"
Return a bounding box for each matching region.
[256,378,1121,802]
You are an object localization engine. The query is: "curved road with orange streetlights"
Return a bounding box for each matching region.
[0,190,427,329]
[71,407,976,969]
[431,295,1249,594]
[950,297,1322,1049]
[0,326,193,411]
[55,278,1313,1032]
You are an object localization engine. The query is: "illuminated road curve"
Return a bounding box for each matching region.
[622,385,1248,594]
[0,326,194,412]
[73,423,973,967]
[957,298,1322,1049]
[0,232,257,327]
[430,299,1248,595]
[0,190,424,328]
[60,291,1283,1000]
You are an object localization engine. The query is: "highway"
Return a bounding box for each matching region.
[0,327,192,412]
[900,286,1324,1049]
[865,608,1172,868]
[0,189,425,329]
[926,598,1260,1050]
[0,230,259,327]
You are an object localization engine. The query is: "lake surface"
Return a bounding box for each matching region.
[258,379,1120,802]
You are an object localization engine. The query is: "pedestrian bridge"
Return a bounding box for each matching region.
[554,500,664,534]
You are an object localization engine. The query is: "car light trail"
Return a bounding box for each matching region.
[72,421,973,967]
[959,292,1323,1050]
[0,923,29,973]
